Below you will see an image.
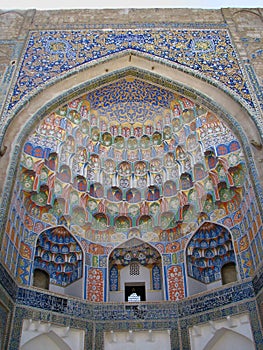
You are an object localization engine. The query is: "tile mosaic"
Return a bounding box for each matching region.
[0,262,18,300]
[1,26,257,135]
[0,15,263,350]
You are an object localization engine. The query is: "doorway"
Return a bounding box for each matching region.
[33,269,50,290]
[125,283,145,302]
[108,238,164,302]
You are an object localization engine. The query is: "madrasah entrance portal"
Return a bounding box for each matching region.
[0,46,262,349]
[15,68,245,304]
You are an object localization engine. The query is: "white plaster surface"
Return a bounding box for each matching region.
[104,330,171,350]
[189,313,255,350]
[20,319,84,350]
[109,263,163,302]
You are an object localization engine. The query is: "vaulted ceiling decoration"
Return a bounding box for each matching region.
[17,76,246,244]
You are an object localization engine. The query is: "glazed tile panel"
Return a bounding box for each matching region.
[8,28,254,113]
[15,280,255,320]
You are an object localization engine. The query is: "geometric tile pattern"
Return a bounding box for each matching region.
[0,302,9,350]
[6,28,255,117]
[1,259,263,349]
[16,256,31,285]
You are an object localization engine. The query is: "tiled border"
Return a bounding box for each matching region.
[14,281,255,320]
[1,259,262,349]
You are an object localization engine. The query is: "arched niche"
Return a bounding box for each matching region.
[33,226,84,298]
[221,262,238,285]
[20,320,85,350]
[189,314,256,350]
[1,53,262,203]
[21,331,72,350]
[186,221,238,296]
[1,57,261,228]
[33,269,50,290]
[0,54,262,293]
[108,238,164,302]
[203,328,255,350]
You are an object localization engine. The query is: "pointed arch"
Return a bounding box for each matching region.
[33,225,84,298]
[1,55,262,240]
[108,237,165,302]
[0,51,262,308]
[33,269,50,290]
[21,331,72,350]
[221,262,238,285]
[203,327,255,350]
[185,221,238,295]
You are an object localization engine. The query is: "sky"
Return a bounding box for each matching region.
[1,0,261,10]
